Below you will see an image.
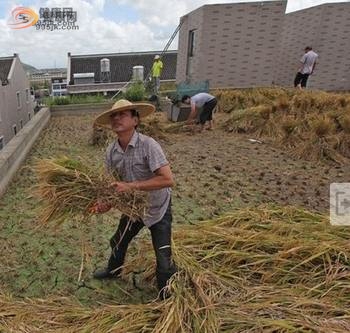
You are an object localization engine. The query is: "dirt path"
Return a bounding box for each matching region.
[166,114,350,224]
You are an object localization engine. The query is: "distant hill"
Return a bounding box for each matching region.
[23,63,39,73]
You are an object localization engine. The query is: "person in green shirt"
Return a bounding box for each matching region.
[151,55,163,94]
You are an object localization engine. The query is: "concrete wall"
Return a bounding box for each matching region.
[176,1,287,88]
[0,55,34,148]
[0,108,50,197]
[176,1,350,91]
[277,3,350,90]
[176,7,205,83]
[203,1,286,88]
[67,82,126,94]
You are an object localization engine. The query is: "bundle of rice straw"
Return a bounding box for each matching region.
[1,205,350,332]
[139,114,168,141]
[125,205,350,299]
[163,122,195,134]
[33,156,148,224]
[89,125,112,146]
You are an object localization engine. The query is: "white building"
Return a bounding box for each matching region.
[0,54,34,150]
[51,77,67,97]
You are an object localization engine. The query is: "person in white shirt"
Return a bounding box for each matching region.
[181,93,217,131]
[294,46,318,89]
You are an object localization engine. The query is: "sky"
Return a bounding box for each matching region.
[0,0,348,69]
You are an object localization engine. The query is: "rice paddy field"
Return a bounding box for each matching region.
[1,88,350,332]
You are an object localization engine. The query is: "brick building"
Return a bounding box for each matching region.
[176,1,350,91]
[277,2,350,90]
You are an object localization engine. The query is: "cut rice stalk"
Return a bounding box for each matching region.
[33,156,148,225]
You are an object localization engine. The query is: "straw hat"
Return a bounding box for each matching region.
[94,99,155,129]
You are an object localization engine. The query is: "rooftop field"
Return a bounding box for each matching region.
[1,88,350,332]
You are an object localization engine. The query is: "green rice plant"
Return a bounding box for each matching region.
[44,94,107,106]
[125,81,146,102]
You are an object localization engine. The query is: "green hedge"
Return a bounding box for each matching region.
[44,94,107,106]
[124,81,146,101]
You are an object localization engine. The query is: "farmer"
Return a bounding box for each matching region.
[294,46,318,89]
[92,99,177,299]
[151,54,163,95]
[181,93,217,131]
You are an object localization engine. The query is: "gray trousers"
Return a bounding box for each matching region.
[152,76,160,94]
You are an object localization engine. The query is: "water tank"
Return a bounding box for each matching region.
[100,58,110,73]
[132,65,144,81]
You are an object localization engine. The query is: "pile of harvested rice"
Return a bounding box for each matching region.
[139,114,168,141]
[222,89,350,163]
[1,205,349,332]
[33,156,148,224]
[89,113,168,147]
[89,125,112,146]
[215,87,293,113]
[162,122,195,134]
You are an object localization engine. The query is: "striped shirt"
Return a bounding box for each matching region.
[105,131,171,227]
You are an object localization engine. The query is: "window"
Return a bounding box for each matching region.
[188,30,196,57]
[186,29,196,76]
[0,136,3,150]
[20,119,23,129]
[16,91,21,109]
[0,90,6,121]
[26,89,29,103]
[28,112,31,120]
[13,125,17,135]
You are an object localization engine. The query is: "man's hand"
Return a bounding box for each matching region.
[111,181,134,193]
[89,201,111,214]
[185,101,197,126]
[186,119,196,126]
